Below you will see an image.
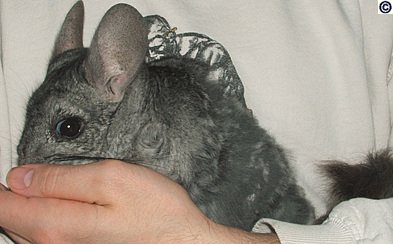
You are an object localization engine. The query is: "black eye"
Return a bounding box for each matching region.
[55,117,83,139]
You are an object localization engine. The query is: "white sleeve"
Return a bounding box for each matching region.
[253,198,393,244]
[1,1,393,244]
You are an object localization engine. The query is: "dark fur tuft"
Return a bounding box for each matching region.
[323,149,393,207]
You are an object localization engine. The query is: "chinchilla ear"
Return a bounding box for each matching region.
[85,4,148,102]
[52,1,84,58]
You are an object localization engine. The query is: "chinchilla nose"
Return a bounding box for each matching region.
[16,143,26,164]
[17,147,31,165]
[16,138,45,165]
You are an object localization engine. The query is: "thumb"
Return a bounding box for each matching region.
[6,161,121,205]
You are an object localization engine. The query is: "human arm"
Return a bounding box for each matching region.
[0,160,279,244]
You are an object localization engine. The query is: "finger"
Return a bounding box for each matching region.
[0,190,103,243]
[6,160,127,205]
[3,228,31,244]
[0,191,39,242]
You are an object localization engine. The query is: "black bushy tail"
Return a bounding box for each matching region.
[323,149,393,208]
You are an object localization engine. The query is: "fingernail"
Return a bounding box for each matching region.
[7,167,34,189]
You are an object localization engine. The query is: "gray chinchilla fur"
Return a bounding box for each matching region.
[17,1,393,231]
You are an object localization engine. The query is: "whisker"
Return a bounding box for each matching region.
[41,153,175,172]
[119,158,168,169]
[121,151,183,160]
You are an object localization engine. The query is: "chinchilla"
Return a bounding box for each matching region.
[17,1,393,230]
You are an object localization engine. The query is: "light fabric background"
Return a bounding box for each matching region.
[0,0,393,243]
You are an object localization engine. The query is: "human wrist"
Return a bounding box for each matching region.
[157,215,280,244]
[203,220,280,244]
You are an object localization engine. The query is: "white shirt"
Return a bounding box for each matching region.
[0,0,392,243]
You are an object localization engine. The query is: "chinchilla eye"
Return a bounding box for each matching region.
[55,117,83,139]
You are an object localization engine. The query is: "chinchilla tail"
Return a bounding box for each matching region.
[322,149,393,207]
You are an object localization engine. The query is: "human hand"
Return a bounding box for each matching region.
[0,160,279,243]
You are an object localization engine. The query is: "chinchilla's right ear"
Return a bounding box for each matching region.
[84,4,148,103]
[52,1,84,58]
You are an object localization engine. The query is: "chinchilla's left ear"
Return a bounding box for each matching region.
[52,1,84,58]
[84,4,148,102]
